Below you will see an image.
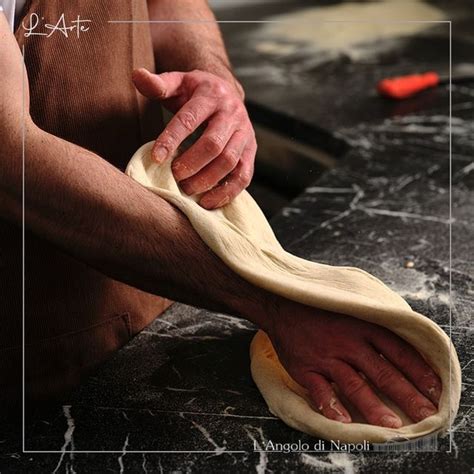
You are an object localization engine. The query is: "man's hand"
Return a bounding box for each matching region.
[269,301,442,427]
[132,68,256,210]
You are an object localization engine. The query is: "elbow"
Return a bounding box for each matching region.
[0,117,38,222]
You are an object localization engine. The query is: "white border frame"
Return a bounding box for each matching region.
[21,18,454,455]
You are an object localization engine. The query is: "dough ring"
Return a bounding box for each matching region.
[126,142,461,443]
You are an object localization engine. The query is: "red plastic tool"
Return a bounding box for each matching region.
[377,72,440,99]
[377,64,474,100]
[377,68,474,99]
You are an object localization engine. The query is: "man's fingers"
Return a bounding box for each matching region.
[353,347,437,423]
[302,372,351,423]
[152,97,216,164]
[179,130,247,195]
[171,114,235,181]
[132,68,185,100]
[371,330,442,405]
[330,362,403,428]
[199,141,256,209]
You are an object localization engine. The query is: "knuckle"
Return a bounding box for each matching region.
[344,377,366,398]
[176,110,198,132]
[405,392,420,409]
[221,149,239,168]
[239,166,254,187]
[203,135,224,155]
[374,366,395,390]
[243,174,252,188]
[213,82,229,97]
[342,352,359,366]
[225,98,243,113]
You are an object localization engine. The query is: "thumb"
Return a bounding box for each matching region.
[132,68,185,100]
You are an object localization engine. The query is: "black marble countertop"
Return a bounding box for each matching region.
[1,2,473,473]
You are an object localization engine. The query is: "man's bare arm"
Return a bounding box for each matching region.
[0,13,272,329]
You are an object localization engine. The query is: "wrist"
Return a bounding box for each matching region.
[216,69,245,100]
[204,64,245,100]
[193,53,245,100]
[230,286,284,335]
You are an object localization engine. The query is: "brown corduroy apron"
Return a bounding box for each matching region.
[0,0,172,403]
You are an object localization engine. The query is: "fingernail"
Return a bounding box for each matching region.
[380,415,402,428]
[153,145,168,164]
[419,407,436,419]
[335,414,351,423]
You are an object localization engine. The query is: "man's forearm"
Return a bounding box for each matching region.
[2,121,275,330]
[147,0,244,98]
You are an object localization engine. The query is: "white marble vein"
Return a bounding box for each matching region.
[52,405,76,474]
[117,433,130,473]
[244,425,268,474]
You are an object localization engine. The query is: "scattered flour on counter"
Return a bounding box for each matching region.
[300,453,359,473]
[380,259,450,305]
[281,207,303,217]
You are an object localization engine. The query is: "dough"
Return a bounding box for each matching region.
[126,142,461,443]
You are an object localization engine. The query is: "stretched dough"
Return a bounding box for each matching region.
[126,142,461,443]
